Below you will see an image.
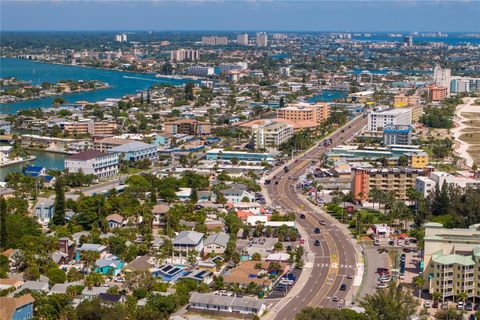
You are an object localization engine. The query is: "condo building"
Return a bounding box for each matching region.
[428,85,448,102]
[64,150,119,179]
[170,49,200,62]
[63,120,118,136]
[367,108,412,131]
[202,36,228,45]
[423,222,480,302]
[163,119,211,135]
[416,171,480,198]
[250,120,294,150]
[237,33,249,45]
[277,102,331,125]
[256,32,268,47]
[433,65,451,94]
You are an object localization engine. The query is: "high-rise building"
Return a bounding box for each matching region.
[428,85,448,102]
[256,33,268,47]
[250,121,294,150]
[277,102,331,125]
[185,66,215,77]
[115,33,127,42]
[383,124,413,146]
[450,77,480,93]
[367,108,412,131]
[237,33,249,45]
[170,49,200,62]
[202,36,228,45]
[433,65,451,94]
[403,35,413,47]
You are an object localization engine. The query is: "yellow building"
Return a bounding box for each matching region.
[408,152,429,169]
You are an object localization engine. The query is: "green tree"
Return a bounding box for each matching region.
[0,197,7,250]
[52,180,66,225]
[296,307,368,320]
[47,267,66,286]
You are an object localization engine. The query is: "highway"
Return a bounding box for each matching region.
[266,116,367,320]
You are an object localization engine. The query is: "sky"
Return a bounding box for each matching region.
[1,0,479,32]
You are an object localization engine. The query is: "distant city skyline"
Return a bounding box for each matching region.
[1,0,479,32]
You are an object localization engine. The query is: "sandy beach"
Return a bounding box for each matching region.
[452,97,480,168]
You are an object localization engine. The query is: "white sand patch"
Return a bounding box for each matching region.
[452,98,480,168]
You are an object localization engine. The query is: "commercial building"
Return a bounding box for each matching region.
[433,65,451,95]
[423,222,480,301]
[256,32,268,47]
[202,36,228,45]
[367,108,412,131]
[383,124,413,145]
[428,85,448,102]
[250,120,294,150]
[93,137,132,152]
[185,66,215,77]
[236,33,249,45]
[352,167,427,201]
[64,150,119,179]
[189,292,266,317]
[163,119,211,135]
[416,171,480,198]
[206,148,275,164]
[108,141,158,163]
[170,49,200,62]
[63,120,118,136]
[277,102,331,125]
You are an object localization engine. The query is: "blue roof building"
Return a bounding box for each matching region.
[152,264,185,282]
[109,141,158,163]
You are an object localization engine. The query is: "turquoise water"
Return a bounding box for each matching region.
[307,90,348,102]
[0,149,66,181]
[0,58,194,114]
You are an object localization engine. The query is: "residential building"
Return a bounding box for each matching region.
[164,119,211,135]
[0,294,35,320]
[280,66,291,77]
[220,184,255,203]
[383,124,413,145]
[218,63,248,73]
[172,231,204,253]
[0,146,13,164]
[433,65,451,94]
[95,258,124,276]
[0,120,12,134]
[416,172,480,197]
[189,292,266,317]
[185,66,215,77]
[75,243,108,261]
[423,222,480,301]
[63,120,118,136]
[170,49,200,62]
[109,141,158,163]
[93,137,132,152]
[57,237,75,264]
[106,213,125,229]
[352,167,427,201]
[408,152,430,169]
[114,33,127,42]
[428,85,448,102]
[34,197,55,224]
[64,150,119,179]
[251,120,294,150]
[202,36,228,45]
[277,102,331,125]
[237,33,249,45]
[256,32,268,47]
[451,77,480,93]
[152,264,185,282]
[367,108,412,131]
[203,232,230,255]
[206,148,275,164]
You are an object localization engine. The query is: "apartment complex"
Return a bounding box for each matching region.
[423,222,480,301]
[367,108,412,131]
[256,32,268,47]
[202,36,228,45]
[433,65,451,94]
[236,33,249,45]
[450,77,480,93]
[352,167,426,201]
[163,119,211,135]
[250,120,294,150]
[64,150,119,179]
[383,124,412,145]
[185,66,215,76]
[170,49,200,62]
[277,102,331,125]
[93,137,132,152]
[416,171,480,197]
[63,120,118,136]
[428,85,448,102]
[114,33,127,43]
[109,141,158,163]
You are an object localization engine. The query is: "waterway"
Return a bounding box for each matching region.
[307,90,348,102]
[0,149,66,181]
[352,35,480,45]
[0,57,194,114]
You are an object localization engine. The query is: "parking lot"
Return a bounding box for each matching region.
[266,268,302,299]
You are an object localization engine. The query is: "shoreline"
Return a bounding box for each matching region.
[451,97,478,168]
[0,155,36,168]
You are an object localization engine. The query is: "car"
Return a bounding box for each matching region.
[340,284,347,291]
[286,246,292,252]
[377,267,389,273]
[423,301,431,308]
[314,227,321,234]
[403,248,411,253]
[346,274,353,279]
[288,175,292,179]
[319,219,326,225]
[432,301,439,308]
[280,279,294,286]
[378,276,391,283]
[314,239,321,246]
[465,302,474,311]
[275,181,279,185]
[376,283,388,289]
[300,213,305,219]
[332,296,339,302]
[469,315,477,320]
[388,240,394,246]
[373,239,380,246]
[457,301,464,310]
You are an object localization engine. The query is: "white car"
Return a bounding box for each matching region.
[423,301,431,308]
[457,301,464,310]
[279,279,294,286]
[378,276,392,282]
[376,283,388,289]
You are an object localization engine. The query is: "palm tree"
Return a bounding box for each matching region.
[457,291,468,305]
[414,276,425,300]
[432,291,442,304]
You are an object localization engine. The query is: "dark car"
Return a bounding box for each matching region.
[314,227,321,234]
[275,181,279,185]
[432,301,439,308]
[466,302,474,311]
[340,284,347,291]
[314,239,321,246]
[299,213,305,219]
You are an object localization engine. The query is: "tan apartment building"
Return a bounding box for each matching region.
[423,222,480,302]
[93,137,132,152]
[64,120,118,136]
[276,102,331,125]
[352,167,427,201]
[163,119,211,135]
[250,120,294,149]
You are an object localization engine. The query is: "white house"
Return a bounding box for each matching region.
[203,232,230,255]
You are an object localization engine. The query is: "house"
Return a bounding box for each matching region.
[22,165,56,186]
[0,120,12,134]
[204,232,230,255]
[0,278,24,291]
[180,269,213,284]
[34,197,55,225]
[49,281,83,295]
[188,292,266,317]
[98,293,126,305]
[108,141,158,163]
[173,231,204,253]
[64,150,119,179]
[1,249,23,272]
[221,186,254,203]
[94,258,124,276]
[237,237,279,258]
[176,188,192,201]
[55,237,75,264]
[0,294,35,320]
[106,213,125,229]
[152,264,185,282]
[75,243,108,260]
[198,191,217,202]
[10,281,49,297]
[152,203,169,226]
[123,255,156,273]
[82,286,109,300]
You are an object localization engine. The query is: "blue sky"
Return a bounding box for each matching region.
[1,1,479,32]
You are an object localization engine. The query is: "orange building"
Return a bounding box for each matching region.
[428,85,448,102]
[277,102,331,125]
[64,120,118,135]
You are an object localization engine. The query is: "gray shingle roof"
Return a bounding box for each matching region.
[189,292,264,310]
[109,141,156,153]
[204,232,230,247]
[173,231,204,246]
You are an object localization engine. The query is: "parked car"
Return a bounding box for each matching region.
[373,239,380,246]
[314,239,321,246]
[423,301,431,308]
[465,301,474,311]
[376,283,388,289]
[346,274,353,279]
[457,301,464,310]
[280,279,294,286]
[300,213,305,219]
[332,296,339,302]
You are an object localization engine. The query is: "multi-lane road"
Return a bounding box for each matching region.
[266,116,368,320]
